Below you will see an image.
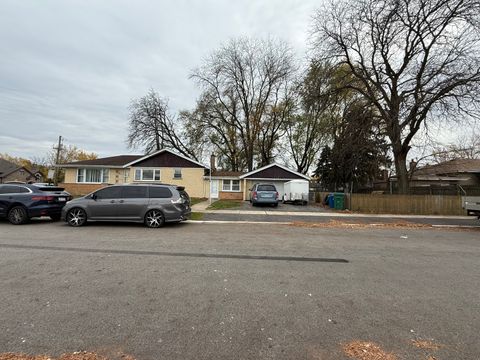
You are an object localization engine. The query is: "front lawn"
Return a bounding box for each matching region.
[190,197,208,206]
[207,199,243,210]
[190,212,204,220]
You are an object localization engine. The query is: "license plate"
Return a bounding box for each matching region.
[58,197,66,202]
[261,194,272,198]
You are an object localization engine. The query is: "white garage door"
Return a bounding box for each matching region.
[270,181,285,198]
[246,180,287,200]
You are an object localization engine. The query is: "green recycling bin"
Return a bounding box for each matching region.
[334,193,345,210]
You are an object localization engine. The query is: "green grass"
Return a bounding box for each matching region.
[207,199,243,210]
[190,212,204,220]
[190,197,208,206]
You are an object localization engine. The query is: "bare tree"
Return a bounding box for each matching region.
[27,144,98,182]
[430,127,480,162]
[180,93,245,171]
[127,89,198,160]
[313,0,480,193]
[257,81,295,167]
[285,61,341,174]
[190,37,295,171]
[286,61,368,174]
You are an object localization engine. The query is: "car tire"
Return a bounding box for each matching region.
[50,215,61,221]
[273,203,278,208]
[66,208,87,227]
[145,209,165,228]
[8,206,29,225]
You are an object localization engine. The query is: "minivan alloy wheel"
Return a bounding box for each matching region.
[145,209,164,228]
[67,208,87,227]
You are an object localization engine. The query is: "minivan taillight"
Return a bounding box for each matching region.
[253,191,258,199]
[275,191,279,200]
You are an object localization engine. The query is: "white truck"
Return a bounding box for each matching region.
[463,196,480,219]
[282,180,309,205]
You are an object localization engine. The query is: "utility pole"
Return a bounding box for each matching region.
[53,135,63,185]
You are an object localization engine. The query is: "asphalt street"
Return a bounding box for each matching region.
[0,219,479,359]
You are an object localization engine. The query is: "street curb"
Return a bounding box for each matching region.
[196,209,472,220]
[185,220,480,228]
[185,220,292,225]
[431,224,480,229]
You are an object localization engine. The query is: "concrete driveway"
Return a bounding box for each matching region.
[0,220,479,359]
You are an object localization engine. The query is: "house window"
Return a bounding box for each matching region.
[124,170,129,183]
[134,168,160,181]
[174,169,182,179]
[77,168,109,183]
[222,179,240,192]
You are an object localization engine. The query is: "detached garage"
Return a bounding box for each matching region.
[239,163,310,201]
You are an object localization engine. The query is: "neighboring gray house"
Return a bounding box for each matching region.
[374,158,480,194]
[0,158,42,184]
[410,159,480,186]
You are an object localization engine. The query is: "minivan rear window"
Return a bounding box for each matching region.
[257,185,276,191]
[149,186,172,198]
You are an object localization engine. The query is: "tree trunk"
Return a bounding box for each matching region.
[246,144,254,171]
[393,148,409,194]
[155,135,160,151]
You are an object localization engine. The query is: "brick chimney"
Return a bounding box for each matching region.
[210,154,216,171]
[381,169,388,180]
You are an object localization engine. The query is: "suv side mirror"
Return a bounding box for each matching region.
[91,193,97,200]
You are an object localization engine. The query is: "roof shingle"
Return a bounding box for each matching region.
[414,159,480,175]
[211,170,245,177]
[0,158,21,176]
[61,155,143,167]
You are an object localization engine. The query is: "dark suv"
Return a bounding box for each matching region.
[0,184,71,224]
[62,184,191,228]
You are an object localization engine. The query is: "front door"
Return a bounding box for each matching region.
[210,180,219,198]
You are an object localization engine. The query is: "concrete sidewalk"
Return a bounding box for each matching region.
[191,200,210,211]
[197,208,472,220]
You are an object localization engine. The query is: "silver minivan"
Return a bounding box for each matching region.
[62,184,191,228]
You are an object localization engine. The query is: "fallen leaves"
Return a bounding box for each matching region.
[411,339,443,351]
[58,352,111,360]
[291,220,432,229]
[343,341,398,360]
[0,352,135,360]
[290,219,480,232]
[0,338,446,360]
[0,354,51,360]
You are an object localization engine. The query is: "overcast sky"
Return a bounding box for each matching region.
[0,0,320,159]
